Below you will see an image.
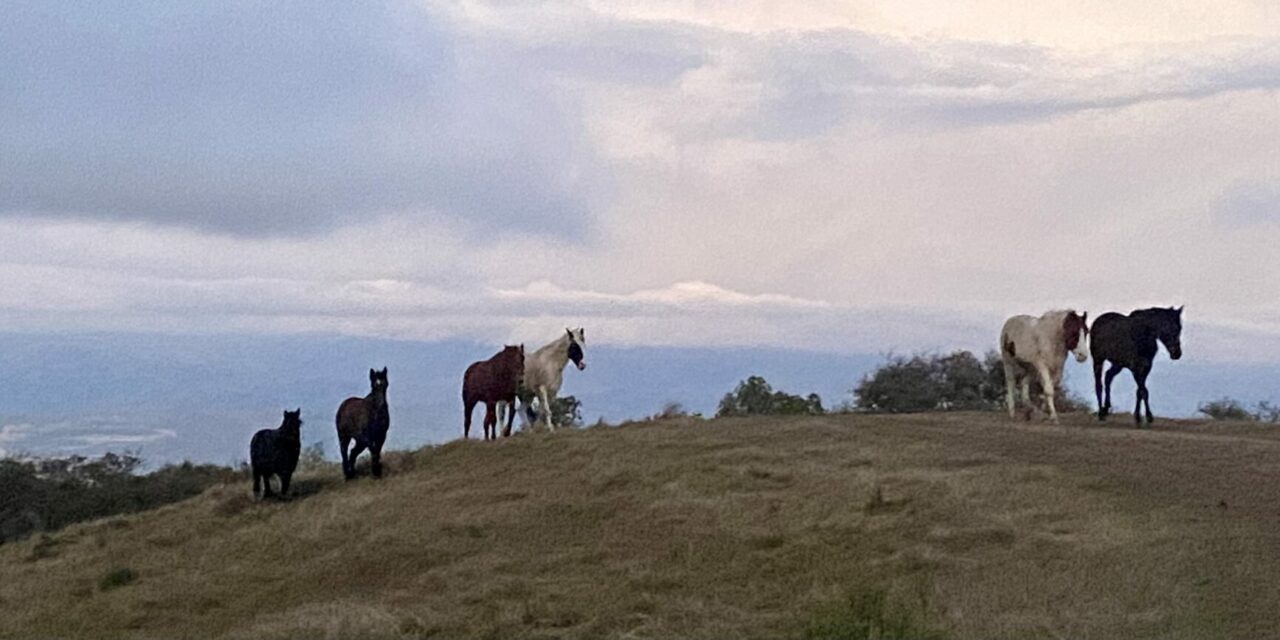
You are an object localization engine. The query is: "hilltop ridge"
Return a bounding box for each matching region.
[4,413,1280,639]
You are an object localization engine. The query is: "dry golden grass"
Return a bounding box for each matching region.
[4,412,1280,639]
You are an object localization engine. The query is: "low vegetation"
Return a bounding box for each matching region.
[0,452,240,544]
[854,350,1090,414]
[1198,397,1280,422]
[717,375,825,417]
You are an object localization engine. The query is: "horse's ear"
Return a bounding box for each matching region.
[381,367,388,376]
[566,328,573,338]
[1176,305,1184,314]
[1082,311,1088,323]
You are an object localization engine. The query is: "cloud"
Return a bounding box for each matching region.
[1215,181,1280,228]
[495,280,829,311]
[0,1,617,238]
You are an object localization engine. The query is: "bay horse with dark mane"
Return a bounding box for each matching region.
[336,367,390,479]
[1091,306,1183,425]
[463,345,524,440]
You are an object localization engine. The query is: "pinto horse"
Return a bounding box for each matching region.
[511,328,586,432]
[336,368,390,479]
[1000,310,1089,423]
[1091,306,1183,425]
[463,345,525,440]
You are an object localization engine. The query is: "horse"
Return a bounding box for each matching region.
[510,328,586,432]
[1090,306,1184,425]
[462,345,525,440]
[999,310,1089,423]
[250,408,302,499]
[336,368,390,479]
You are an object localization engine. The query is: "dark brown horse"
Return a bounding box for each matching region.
[463,345,525,440]
[1091,306,1183,425]
[336,368,389,479]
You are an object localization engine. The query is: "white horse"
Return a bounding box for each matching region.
[1000,309,1089,423]
[499,328,586,431]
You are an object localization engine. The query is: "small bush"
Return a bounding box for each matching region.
[717,376,825,418]
[98,567,138,591]
[1198,397,1280,422]
[801,588,944,640]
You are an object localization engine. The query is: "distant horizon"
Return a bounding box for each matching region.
[4,329,1275,466]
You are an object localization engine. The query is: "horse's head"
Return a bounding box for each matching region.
[281,408,302,436]
[566,327,586,371]
[1062,311,1090,363]
[1157,306,1184,360]
[368,367,389,403]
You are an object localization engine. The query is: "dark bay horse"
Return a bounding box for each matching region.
[1091,306,1183,425]
[463,345,525,440]
[336,368,390,479]
[250,409,302,499]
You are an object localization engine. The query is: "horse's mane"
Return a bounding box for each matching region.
[533,333,570,358]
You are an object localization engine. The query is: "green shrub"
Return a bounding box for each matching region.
[717,376,824,418]
[1198,397,1280,422]
[98,567,138,591]
[801,588,944,640]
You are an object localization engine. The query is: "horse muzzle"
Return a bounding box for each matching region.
[576,361,586,371]
[1169,348,1182,360]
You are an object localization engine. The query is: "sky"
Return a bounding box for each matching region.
[2,1,1280,461]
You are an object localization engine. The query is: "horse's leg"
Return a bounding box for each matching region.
[1003,362,1019,419]
[1019,374,1032,420]
[483,402,496,440]
[540,387,556,431]
[252,471,262,499]
[280,472,291,497]
[1036,363,1058,423]
[1092,358,1105,419]
[1103,364,1122,418]
[339,435,353,480]
[502,398,516,437]
[1139,361,1156,424]
[1130,366,1148,426]
[262,473,276,498]
[463,399,475,439]
[370,441,383,478]
[349,441,367,476]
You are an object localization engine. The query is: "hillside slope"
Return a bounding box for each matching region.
[4,413,1280,639]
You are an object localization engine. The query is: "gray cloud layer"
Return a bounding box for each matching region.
[0,1,629,237]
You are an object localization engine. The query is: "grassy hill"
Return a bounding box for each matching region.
[4,413,1280,639]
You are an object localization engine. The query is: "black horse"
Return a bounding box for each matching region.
[1090,307,1183,425]
[250,409,303,499]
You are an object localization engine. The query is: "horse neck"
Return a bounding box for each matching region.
[277,423,300,441]
[1039,310,1070,354]
[534,335,572,367]
[365,387,387,410]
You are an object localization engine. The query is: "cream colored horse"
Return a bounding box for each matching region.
[1000,310,1089,423]
[499,328,586,432]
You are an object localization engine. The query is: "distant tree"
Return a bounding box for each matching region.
[717,376,824,417]
[853,355,942,413]
[298,441,327,471]
[0,452,238,544]
[855,350,1092,415]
